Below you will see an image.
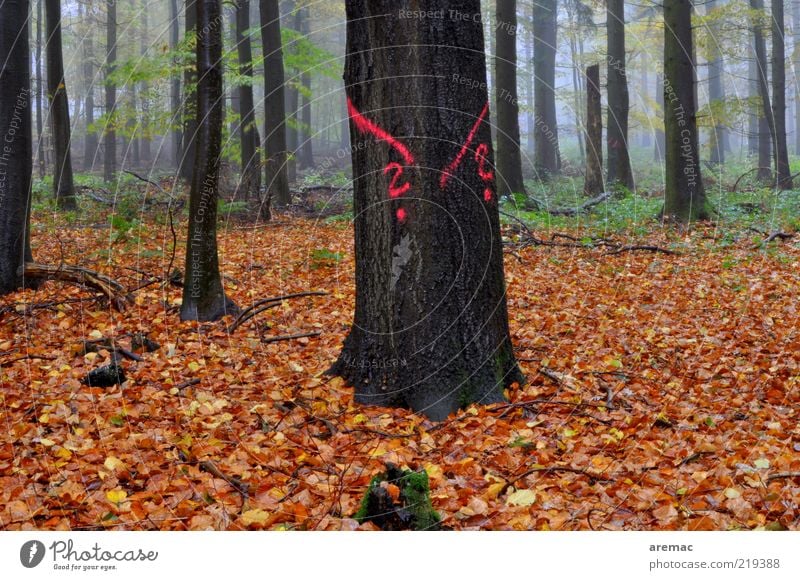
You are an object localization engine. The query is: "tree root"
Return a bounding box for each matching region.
[23,262,130,311]
[227,291,328,333]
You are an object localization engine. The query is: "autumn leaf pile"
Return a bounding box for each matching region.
[1,213,798,530]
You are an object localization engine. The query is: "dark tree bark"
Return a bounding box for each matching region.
[771,0,792,188]
[533,0,561,177]
[139,0,151,164]
[181,0,235,322]
[298,5,314,169]
[82,3,98,171]
[260,0,290,212]
[793,0,800,154]
[662,0,710,222]
[329,0,523,421]
[751,0,774,182]
[606,0,633,190]
[524,7,535,160]
[495,0,526,199]
[180,0,198,181]
[584,64,604,196]
[104,0,117,183]
[236,0,261,199]
[707,0,726,165]
[35,0,45,178]
[0,0,35,293]
[45,0,76,210]
[170,0,183,166]
[284,1,298,183]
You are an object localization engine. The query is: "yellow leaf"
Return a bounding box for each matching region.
[724,488,741,499]
[187,361,201,372]
[39,438,56,447]
[54,447,72,460]
[241,509,269,526]
[104,456,125,471]
[506,489,537,506]
[487,482,507,499]
[106,489,128,504]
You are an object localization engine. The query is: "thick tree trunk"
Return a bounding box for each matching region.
[606,0,633,190]
[104,0,117,183]
[662,0,710,222]
[495,0,526,199]
[260,0,290,211]
[751,0,774,182]
[772,0,792,188]
[707,0,726,165]
[584,64,604,196]
[0,0,36,293]
[169,0,182,167]
[45,0,76,210]
[329,0,523,421]
[533,0,561,177]
[35,0,45,178]
[180,0,235,322]
[236,0,261,199]
[180,0,198,181]
[298,6,314,169]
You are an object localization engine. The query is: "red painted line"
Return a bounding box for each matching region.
[347,97,415,165]
[483,188,493,202]
[384,162,411,198]
[439,101,491,189]
[474,142,494,182]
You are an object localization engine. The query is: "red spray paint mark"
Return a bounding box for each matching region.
[439,101,490,190]
[475,142,493,181]
[347,97,414,222]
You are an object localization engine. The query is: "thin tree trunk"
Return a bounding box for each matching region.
[584,64,603,195]
[169,0,182,166]
[330,0,522,421]
[533,0,561,177]
[772,0,792,188]
[260,0,290,210]
[45,0,76,210]
[104,0,117,183]
[569,17,585,165]
[751,0,774,181]
[180,0,198,181]
[662,0,710,222]
[793,0,800,153]
[748,50,760,155]
[606,0,633,190]
[655,73,665,161]
[35,0,45,178]
[284,2,298,183]
[525,9,534,160]
[236,0,261,199]
[495,0,526,199]
[298,6,313,169]
[0,0,36,293]
[707,0,726,165]
[82,4,98,171]
[139,0,151,164]
[181,0,236,321]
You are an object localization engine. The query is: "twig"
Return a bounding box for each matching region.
[766,472,800,482]
[227,291,328,333]
[0,354,57,367]
[23,262,130,311]
[731,167,772,192]
[752,231,793,250]
[606,245,679,256]
[261,331,321,344]
[199,460,250,499]
[175,378,201,390]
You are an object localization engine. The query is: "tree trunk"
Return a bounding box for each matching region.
[707,0,726,165]
[606,0,633,190]
[169,0,183,167]
[139,0,151,165]
[772,0,792,188]
[662,0,710,222]
[533,0,561,177]
[568,8,585,165]
[525,8,535,160]
[45,0,76,210]
[584,64,603,196]
[236,0,261,200]
[654,73,665,161]
[751,0,774,181]
[35,0,45,178]
[329,0,523,421]
[83,4,98,171]
[298,6,314,169]
[260,0,290,211]
[793,0,800,154]
[180,0,198,181]
[181,0,236,322]
[495,0,526,200]
[104,0,117,183]
[0,0,36,293]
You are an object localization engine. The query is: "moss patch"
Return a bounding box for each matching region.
[354,463,441,530]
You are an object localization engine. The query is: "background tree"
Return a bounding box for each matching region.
[495,0,526,200]
[180,0,198,181]
[45,0,77,210]
[771,0,792,188]
[297,5,314,169]
[706,0,727,165]
[35,0,45,178]
[170,0,182,166]
[260,0,290,212]
[533,0,561,177]
[81,1,99,171]
[0,0,35,293]
[181,0,235,321]
[662,0,710,222]
[751,0,774,181]
[236,0,261,199]
[606,0,633,190]
[329,0,523,421]
[584,64,604,195]
[104,0,117,183]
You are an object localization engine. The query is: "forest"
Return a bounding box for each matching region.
[0,0,798,532]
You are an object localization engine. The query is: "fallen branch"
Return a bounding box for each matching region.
[262,331,321,344]
[731,167,772,192]
[751,231,794,250]
[766,472,800,482]
[227,291,328,333]
[606,245,679,256]
[199,460,250,500]
[500,464,614,495]
[75,337,142,362]
[547,191,613,216]
[23,262,130,311]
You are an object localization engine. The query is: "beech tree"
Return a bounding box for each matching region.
[180,0,236,321]
[236,0,261,199]
[104,0,117,183]
[662,0,710,222]
[45,0,77,210]
[533,0,561,177]
[584,64,603,195]
[606,0,633,190]
[180,0,198,181]
[0,0,35,293]
[771,0,792,188]
[329,0,523,421]
[750,0,773,182]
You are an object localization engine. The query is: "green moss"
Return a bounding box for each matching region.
[354,474,384,523]
[399,469,441,531]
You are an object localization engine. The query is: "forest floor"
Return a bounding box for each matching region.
[1,203,799,530]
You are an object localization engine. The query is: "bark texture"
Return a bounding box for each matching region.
[330,0,523,421]
[584,64,603,196]
[606,0,633,190]
[771,0,792,188]
[532,0,561,177]
[236,0,261,199]
[104,0,117,183]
